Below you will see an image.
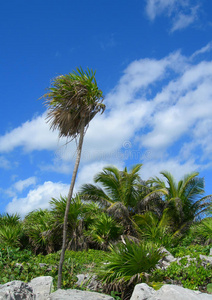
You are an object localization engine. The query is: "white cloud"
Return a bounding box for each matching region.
[141,158,200,182]
[140,59,212,156]
[0,113,61,153]
[6,181,69,216]
[191,42,212,59]
[171,6,199,32]
[13,177,37,192]
[146,0,180,21]
[145,0,200,31]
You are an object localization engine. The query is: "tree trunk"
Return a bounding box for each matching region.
[57,121,85,289]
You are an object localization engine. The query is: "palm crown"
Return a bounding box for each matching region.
[44,67,105,139]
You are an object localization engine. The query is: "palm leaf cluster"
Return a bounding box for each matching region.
[43,67,105,139]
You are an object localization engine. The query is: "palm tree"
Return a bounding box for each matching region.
[84,212,123,250]
[50,195,86,251]
[23,209,55,254]
[146,171,212,232]
[99,238,163,299]
[132,210,177,247]
[80,164,143,234]
[43,67,105,288]
[0,213,23,248]
[192,217,212,244]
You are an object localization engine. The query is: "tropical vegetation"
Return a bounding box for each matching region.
[0,164,212,299]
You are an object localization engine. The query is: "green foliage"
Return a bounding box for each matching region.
[80,164,143,213]
[207,283,212,294]
[23,209,55,254]
[168,244,211,258]
[193,217,212,244]
[84,212,123,249]
[151,257,212,290]
[100,239,162,284]
[148,171,212,232]
[0,214,23,248]
[133,211,177,248]
[0,247,106,289]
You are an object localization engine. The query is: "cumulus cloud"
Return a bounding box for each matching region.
[0,113,61,153]
[0,44,212,189]
[145,0,200,31]
[141,61,212,155]
[6,181,69,216]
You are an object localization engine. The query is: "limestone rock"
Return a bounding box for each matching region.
[130,283,155,300]
[47,288,114,300]
[29,276,54,300]
[0,280,34,299]
[156,248,176,269]
[130,283,212,300]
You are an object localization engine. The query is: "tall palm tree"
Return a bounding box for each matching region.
[43,67,105,288]
[147,171,212,232]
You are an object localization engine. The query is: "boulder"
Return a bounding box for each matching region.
[210,248,212,256]
[0,280,34,299]
[0,276,113,300]
[29,276,54,300]
[130,283,212,300]
[156,248,176,269]
[47,288,114,300]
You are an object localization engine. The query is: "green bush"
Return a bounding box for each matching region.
[168,244,212,258]
[151,257,212,290]
[0,247,106,289]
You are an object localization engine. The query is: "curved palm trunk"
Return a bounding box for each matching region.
[57,121,85,289]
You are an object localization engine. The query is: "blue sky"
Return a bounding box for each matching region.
[0,0,212,216]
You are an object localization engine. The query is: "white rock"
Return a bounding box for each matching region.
[0,280,34,299]
[200,255,212,266]
[29,276,54,300]
[47,288,114,300]
[130,283,155,300]
[130,284,212,300]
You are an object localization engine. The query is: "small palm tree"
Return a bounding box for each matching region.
[23,209,55,254]
[80,164,143,234]
[50,195,85,251]
[147,171,212,232]
[193,217,212,244]
[0,213,23,248]
[84,212,123,250]
[100,238,163,298]
[133,210,177,247]
[43,67,105,288]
